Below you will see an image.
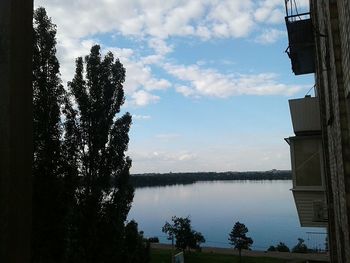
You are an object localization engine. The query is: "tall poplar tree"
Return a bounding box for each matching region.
[66,45,138,262]
[33,8,148,261]
[32,7,67,262]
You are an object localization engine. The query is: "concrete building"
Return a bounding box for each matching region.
[285,0,350,262]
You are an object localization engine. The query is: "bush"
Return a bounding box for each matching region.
[267,245,276,252]
[292,238,308,253]
[276,242,290,252]
[162,216,205,251]
[124,220,150,263]
[148,237,159,243]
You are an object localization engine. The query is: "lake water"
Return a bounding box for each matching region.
[128,180,327,251]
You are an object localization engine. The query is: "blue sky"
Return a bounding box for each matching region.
[35,0,313,173]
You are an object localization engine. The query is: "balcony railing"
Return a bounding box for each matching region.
[285,12,315,75]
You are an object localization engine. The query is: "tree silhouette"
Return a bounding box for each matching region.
[276,242,290,252]
[162,216,205,251]
[65,44,144,262]
[32,7,69,262]
[267,245,276,251]
[228,221,253,262]
[123,220,150,263]
[32,7,148,262]
[292,238,308,253]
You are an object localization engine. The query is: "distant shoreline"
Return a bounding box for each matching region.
[130,170,291,188]
[150,243,329,261]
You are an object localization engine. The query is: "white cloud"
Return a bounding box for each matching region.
[255,28,286,44]
[148,38,173,56]
[207,1,255,38]
[254,0,285,24]
[195,26,211,40]
[176,85,195,97]
[128,149,198,169]
[141,55,164,65]
[163,63,302,98]
[34,0,301,107]
[56,37,98,85]
[155,134,181,140]
[294,0,310,9]
[178,153,197,161]
[161,1,204,38]
[133,115,151,120]
[130,90,160,106]
[122,60,171,94]
[49,34,169,107]
[35,0,290,42]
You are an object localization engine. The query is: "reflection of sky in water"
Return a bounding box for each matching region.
[128,180,327,251]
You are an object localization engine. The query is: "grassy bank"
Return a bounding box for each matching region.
[150,248,286,263]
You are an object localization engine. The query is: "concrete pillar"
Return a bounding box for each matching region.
[0,0,33,262]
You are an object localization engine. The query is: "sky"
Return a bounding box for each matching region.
[34,0,314,174]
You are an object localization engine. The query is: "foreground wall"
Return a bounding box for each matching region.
[311,0,350,262]
[0,1,33,262]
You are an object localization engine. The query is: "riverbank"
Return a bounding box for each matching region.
[131,170,291,188]
[151,243,329,262]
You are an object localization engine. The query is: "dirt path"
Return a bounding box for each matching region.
[151,243,329,262]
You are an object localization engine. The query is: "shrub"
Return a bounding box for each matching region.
[292,238,308,253]
[267,245,276,252]
[148,237,159,243]
[276,242,290,252]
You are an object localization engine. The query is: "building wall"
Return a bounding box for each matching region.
[311,0,350,262]
[0,1,33,262]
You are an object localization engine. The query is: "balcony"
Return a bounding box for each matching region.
[292,190,328,227]
[288,135,323,190]
[287,135,327,227]
[285,12,315,75]
[286,96,326,227]
[289,96,321,135]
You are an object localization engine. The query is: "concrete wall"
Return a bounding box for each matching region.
[0,1,33,262]
[311,0,350,262]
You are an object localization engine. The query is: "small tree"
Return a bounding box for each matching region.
[162,216,205,251]
[123,220,150,263]
[267,245,276,252]
[292,238,308,253]
[228,221,253,262]
[276,242,290,252]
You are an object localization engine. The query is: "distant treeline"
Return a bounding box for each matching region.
[130,170,292,188]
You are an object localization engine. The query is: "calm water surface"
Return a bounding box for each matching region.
[128,180,326,251]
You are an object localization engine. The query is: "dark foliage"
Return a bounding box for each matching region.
[292,238,308,253]
[148,237,160,243]
[162,216,205,251]
[64,44,149,262]
[275,242,290,252]
[267,245,276,252]
[123,220,151,263]
[268,242,290,253]
[228,221,253,261]
[32,8,148,262]
[130,170,292,188]
[32,7,69,263]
